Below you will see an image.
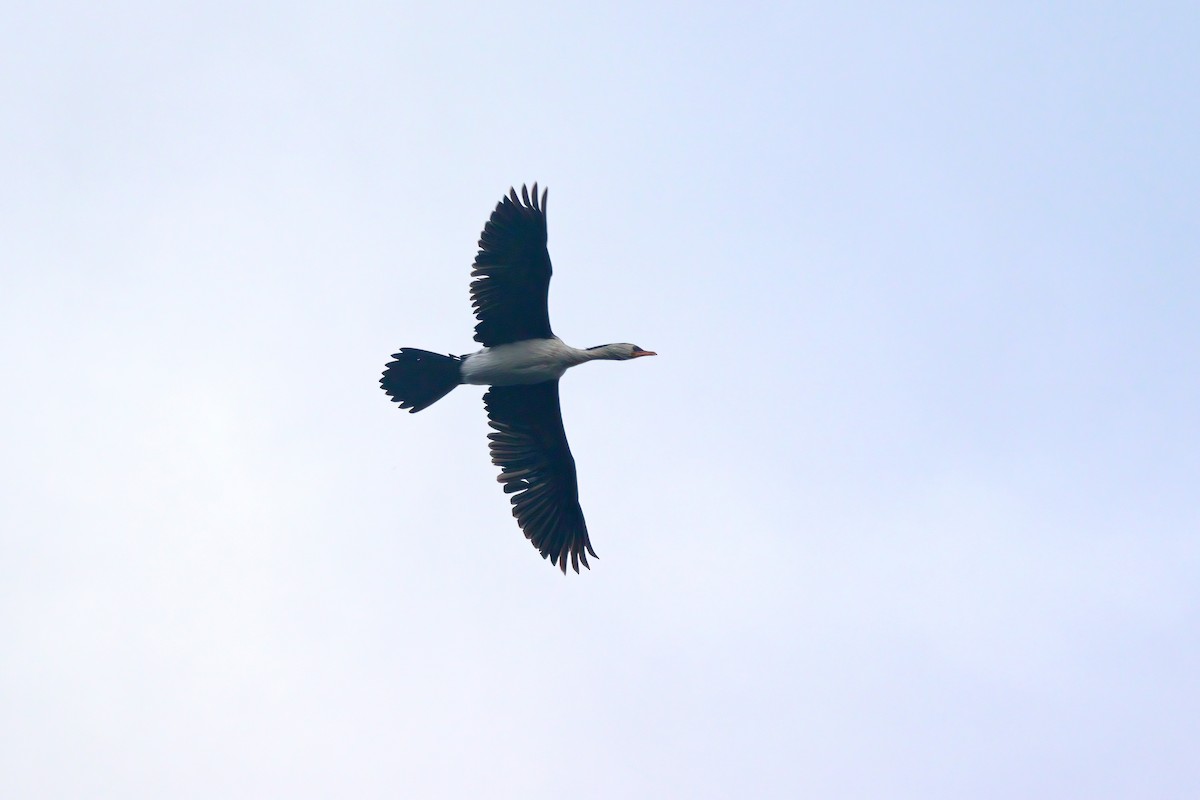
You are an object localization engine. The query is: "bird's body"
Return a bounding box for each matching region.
[381,185,654,573]
[460,337,585,386]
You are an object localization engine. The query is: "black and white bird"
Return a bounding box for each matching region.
[380,184,656,573]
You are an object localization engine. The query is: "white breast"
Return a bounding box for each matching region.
[460,337,583,386]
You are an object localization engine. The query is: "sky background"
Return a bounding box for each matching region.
[2,2,1198,797]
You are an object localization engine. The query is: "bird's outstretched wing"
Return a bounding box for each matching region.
[483,380,596,573]
[470,184,554,346]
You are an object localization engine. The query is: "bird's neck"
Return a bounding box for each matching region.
[576,343,625,362]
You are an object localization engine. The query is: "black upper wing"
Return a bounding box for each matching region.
[483,380,596,573]
[470,184,554,346]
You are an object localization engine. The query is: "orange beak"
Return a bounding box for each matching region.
[632,349,657,358]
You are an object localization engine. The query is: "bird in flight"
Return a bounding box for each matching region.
[381,184,656,573]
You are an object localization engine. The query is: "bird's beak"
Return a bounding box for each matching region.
[632,349,657,358]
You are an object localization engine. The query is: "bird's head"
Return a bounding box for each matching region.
[585,343,658,361]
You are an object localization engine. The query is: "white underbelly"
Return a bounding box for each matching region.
[460,338,575,386]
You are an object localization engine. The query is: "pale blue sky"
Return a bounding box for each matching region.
[2,2,1198,797]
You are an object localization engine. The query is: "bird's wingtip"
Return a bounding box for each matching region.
[505,183,547,212]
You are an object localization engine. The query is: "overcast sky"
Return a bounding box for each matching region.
[2,2,1198,797]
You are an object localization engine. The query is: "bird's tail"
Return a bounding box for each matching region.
[381,348,463,413]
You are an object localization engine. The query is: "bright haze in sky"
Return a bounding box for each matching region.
[1,2,1197,798]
